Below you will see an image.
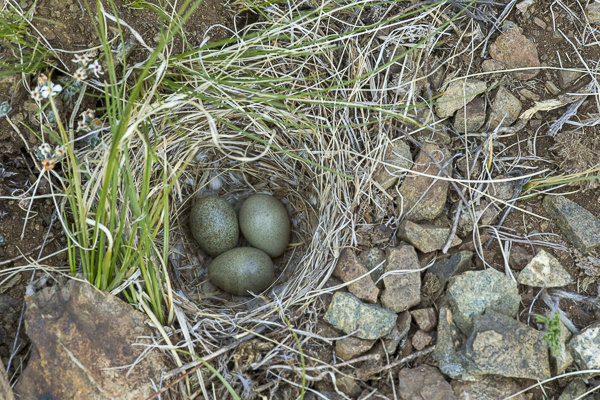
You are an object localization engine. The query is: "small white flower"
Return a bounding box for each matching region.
[39,143,52,156]
[72,54,87,64]
[74,67,87,82]
[88,60,103,78]
[31,87,41,101]
[38,74,47,86]
[40,82,62,99]
[77,119,87,131]
[54,146,65,158]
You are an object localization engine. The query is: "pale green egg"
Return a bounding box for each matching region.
[239,194,290,258]
[208,247,274,295]
[189,196,239,257]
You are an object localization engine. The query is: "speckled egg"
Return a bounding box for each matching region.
[208,247,274,295]
[239,194,290,258]
[189,196,239,257]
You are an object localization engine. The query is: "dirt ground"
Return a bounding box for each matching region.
[1,0,600,398]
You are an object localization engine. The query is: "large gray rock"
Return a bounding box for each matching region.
[358,248,386,283]
[380,245,421,312]
[396,144,451,221]
[374,139,413,190]
[452,376,527,400]
[13,280,171,400]
[325,292,397,340]
[517,250,572,287]
[336,336,375,361]
[398,221,462,253]
[447,268,521,335]
[465,311,550,380]
[429,251,473,289]
[398,365,456,400]
[568,321,600,370]
[454,96,486,133]
[543,195,600,254]
[436,79,487,118]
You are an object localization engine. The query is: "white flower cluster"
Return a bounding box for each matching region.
[72,53,103,82]
[77,108,102,131]
[31,74,62,101]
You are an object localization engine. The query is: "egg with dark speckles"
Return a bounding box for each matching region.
[239,194,290,258]
[189,196,239,257]
[208,247,274,295]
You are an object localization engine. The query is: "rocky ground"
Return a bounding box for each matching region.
[2,0,600,399]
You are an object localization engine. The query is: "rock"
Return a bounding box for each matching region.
[447,268,521,335]
[410,308,437,332]
[411,330,432,351]
[396,143,451,221]
[0,358,14,400]
[325,292,397,340]
[380,245,421,312]
[466,311,551,380]
[336,336,375,361]
[546,81,561,95]
[586,2,600,24]
[398,365,456,400]
[453,96,485,133]
[433,307,484,380]
[488,23,540,80]
[13,280,171,400]
[568,321,600,370]
[374,139,413,190]
[518,87,540,101]
[358,248,386,283]
[489,175,519,200]
[481,59,506,74]
[333,248,379,303]
[487,86,522,130]
[555,320,574,374]
[398,221,462,253]
[337,374,362,398]
[533,17,547,30]
[452,376,527,400]
[0,75,17,99]
[543,195,600,254]
[517,250,573,287]
[429,251,474,289]
[436,79,487,118]
[453,200,499,238]
[558,379,587,400]
[509,245,533,270]
[382,311,412,354]
[558,69,583,89]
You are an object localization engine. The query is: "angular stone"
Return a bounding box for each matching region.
[411,330,432,351]
[454,96,485,133]
[489,174,519,200]
[333,248,379,303]
[380,245,421,312]
[465,311,551,380]
[568,321,600,370]
[336,336,375,361]
[433,307,483,380]
[489,24,540,80]
[382,311,412,354]
[410,308,437,332]
[325,292,397,340]
[447,268,521,335]
[13,280,171,400]
[374,139,413,190]
[558,69,583,89]
[452,376,528,400]
[358,248,386,283]
[429,251,474,290]
[481,59,506,74]
[558,379,587,400]
[396,144,451,221]
[517,250,573,287]
[509,245,533,270]
[587,2,600,24]
[488,86,522,130]
[0,358,14,400]
[453,200,499,238]
[518,87,540,101]
[398,365,456,400]
[337,374,362,398]
[398,220,462,253]
[436,79,487,118]
[555,321,574,375]
[543,195,600,254]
